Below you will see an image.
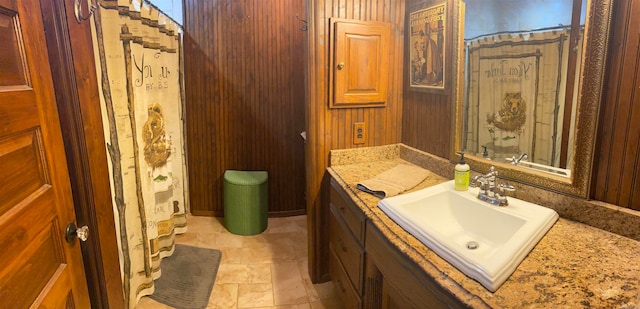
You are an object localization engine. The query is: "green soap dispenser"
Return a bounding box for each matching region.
[455,151,470,191]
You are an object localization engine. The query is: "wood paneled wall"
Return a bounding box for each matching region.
[306,0,405,282]
[401,0,459,159]
[402,90,452,158]
[183,0,307,216]
[592,0,640,210]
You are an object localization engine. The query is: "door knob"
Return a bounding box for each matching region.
[65,222,89,243]
[337,62,345,70]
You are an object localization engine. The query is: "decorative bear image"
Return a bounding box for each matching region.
[142,103,172,168]
[487,92,527,133]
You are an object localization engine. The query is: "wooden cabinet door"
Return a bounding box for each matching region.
[0,0,91,307]
[331,19,391,107]
[365,221,466,309]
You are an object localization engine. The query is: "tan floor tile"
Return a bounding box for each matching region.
[290,215,308,230]
[240,246,275,264]
[239,233,273,247]
[297,260,320,301]
[237,283,274,308]
[284,304,312,309]
[291,235,308,260]
[176,231,239,249]
[309,297,344,309]
[265,216,307,234]
[297,259,310,279]
[207,283,238,309]
[175,231,200,247]
[243,232,296,247]
[212,232,245,248]
[301,277,319,302]
[135,296,175,308]
[243,242,297,264]
[219,247,251,264]
[217,263,272,284]
[277,304,311,309]
[147,215,322,309]
[250,304,312,309]
[271,262,308,305]
[308,281,337,302]
[296,260,336,302]
[186,215,227,233]
[267,244,298,263]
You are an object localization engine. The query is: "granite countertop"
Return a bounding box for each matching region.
[328,156,640,308]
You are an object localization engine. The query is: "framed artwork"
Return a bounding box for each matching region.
[408,2,446,91]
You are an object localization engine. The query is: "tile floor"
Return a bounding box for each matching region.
[136,215,344,309]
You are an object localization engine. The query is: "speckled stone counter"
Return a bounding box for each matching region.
[328,145,640,308]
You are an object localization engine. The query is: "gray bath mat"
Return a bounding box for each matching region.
[150,244,222,309]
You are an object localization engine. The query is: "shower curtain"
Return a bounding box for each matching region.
[464,28,582,166]
[90,1,188,307]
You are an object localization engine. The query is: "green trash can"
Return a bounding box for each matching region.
[223,170,268,235]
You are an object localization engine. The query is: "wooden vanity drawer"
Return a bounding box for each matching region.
[329,245,362,309]
[330,179,366,243]
[329,205,365,293]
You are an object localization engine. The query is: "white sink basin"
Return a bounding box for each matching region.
[378,180,558,292]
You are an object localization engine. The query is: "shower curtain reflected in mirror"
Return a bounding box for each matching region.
[463,28,581,167]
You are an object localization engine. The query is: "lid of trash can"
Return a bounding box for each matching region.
[224,170,268,185]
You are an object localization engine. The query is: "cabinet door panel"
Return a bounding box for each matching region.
[331,19,391,107]
[365,221,468,309]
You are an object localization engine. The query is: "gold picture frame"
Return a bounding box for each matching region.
[408,2,446,91]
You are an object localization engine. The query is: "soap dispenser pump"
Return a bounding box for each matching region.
[482,145,489,158]
[455,151,470,191]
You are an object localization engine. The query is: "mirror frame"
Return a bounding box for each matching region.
[452,0,613,198]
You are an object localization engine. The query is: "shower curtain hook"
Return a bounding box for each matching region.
[75,0,97,24]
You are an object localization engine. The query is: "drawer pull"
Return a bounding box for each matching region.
[338,238,348,252]
[339,205,345,212]
[337,279,347,293]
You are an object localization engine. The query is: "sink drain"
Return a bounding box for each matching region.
[466,241,479,250]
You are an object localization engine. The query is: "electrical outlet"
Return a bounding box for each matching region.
[353,122,366,144]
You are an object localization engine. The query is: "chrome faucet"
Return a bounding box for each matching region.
[470,166,516,206]
[510,153,528,165]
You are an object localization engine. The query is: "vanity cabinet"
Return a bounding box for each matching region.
[329,177,466,308]
[329,179,367,308]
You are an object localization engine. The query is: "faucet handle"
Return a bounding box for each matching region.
[469,179,478,188]
[470,175,488,193]
[510,156,518,165]
[496,184,515,206]
[511,153,529,165]
[498,184,515,193]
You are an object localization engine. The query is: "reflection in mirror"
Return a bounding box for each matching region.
[459,0,586,177]
[454,0,613,198]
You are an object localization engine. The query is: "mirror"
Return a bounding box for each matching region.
[453,0,614,198]
[461,0,586,176]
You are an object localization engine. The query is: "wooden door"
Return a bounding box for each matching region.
[0,0,91,307]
